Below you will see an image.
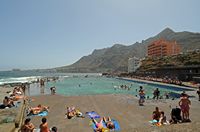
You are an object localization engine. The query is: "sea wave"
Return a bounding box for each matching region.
[0,76,41,85]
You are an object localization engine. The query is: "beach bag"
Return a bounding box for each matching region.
[171,108,181,122]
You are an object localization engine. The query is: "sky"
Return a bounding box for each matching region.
[0,0,200,71]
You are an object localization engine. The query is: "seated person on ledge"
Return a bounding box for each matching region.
[103,117,115,129]
[2,96,15,108]
[21,118,35,132]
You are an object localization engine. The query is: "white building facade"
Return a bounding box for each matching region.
[128,57,141,73]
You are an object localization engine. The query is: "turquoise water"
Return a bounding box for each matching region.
[0,71,191,98]
[28,75,188,98]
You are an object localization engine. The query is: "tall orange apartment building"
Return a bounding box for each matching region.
[148,39,181,57]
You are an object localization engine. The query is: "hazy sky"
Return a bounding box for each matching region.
[0,0,199,71]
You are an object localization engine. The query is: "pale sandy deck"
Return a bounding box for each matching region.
[24,93,200,132]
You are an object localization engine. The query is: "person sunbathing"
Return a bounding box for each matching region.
[10,94,25,101]
[65,106,76,119]
[103,117,115,129]
[28,104,49,115]
[92,118,104,132]
[65,106,84,119]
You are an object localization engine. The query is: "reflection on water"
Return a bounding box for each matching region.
[40,86,45,94]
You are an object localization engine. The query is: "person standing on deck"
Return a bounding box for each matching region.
[179,96,191,122]
[197,86,200,101]
[40,117,50,132]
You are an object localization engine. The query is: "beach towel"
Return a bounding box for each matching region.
[149,119,158,124]
[86,111,100,119]
[89,118,120,132]
[89,120,108,132]
[110,119,120,131]
[27,111,48,117]
[0,103,19,109]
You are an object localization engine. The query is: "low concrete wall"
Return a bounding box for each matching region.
[13,100,26,132]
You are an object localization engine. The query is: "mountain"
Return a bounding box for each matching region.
[56,28,200,73]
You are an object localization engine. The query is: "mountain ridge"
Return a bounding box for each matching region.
[56,28,200,73]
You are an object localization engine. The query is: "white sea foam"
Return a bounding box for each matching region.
[62,76,69,78]
[0,76,41,85]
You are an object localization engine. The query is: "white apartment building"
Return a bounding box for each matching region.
[128,57,141,73]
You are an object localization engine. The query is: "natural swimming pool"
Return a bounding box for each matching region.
[28,75,194,98]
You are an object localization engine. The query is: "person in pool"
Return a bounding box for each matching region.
[103,117,115,129]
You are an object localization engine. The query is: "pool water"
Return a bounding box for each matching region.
[28,75,192,98]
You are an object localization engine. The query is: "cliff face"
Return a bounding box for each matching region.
[56,28,200,73]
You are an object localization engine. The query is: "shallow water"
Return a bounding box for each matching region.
[27,75,188,98]
[0,71,191,98]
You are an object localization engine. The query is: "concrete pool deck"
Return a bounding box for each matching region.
[24,93,200,132]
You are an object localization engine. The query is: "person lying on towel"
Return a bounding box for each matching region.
[92,118,104,132]
[28,104,49,115]
[103,117,115,129]
[65,106,84,119]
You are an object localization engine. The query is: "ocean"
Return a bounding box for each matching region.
[0,71,190,98]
